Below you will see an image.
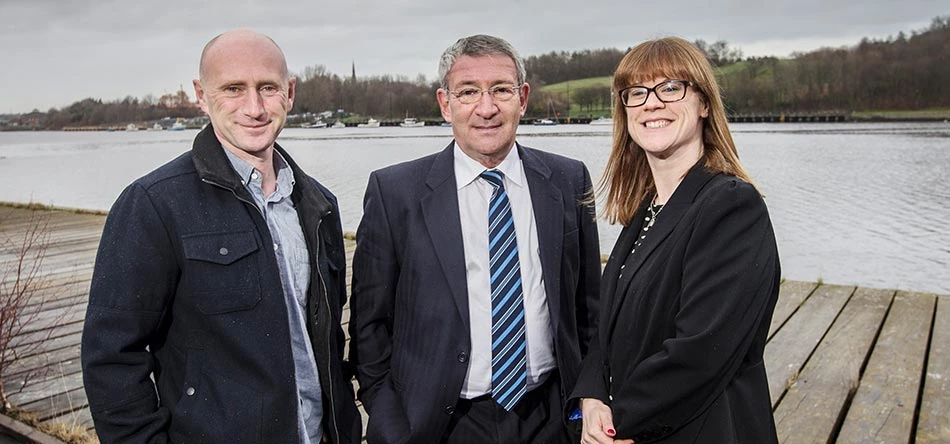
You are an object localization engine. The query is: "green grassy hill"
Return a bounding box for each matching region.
[540,76,612,94]
[538,77,613,118]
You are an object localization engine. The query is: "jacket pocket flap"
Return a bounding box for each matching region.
[182,231,259,265]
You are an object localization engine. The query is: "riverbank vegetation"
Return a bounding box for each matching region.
[2,16,947,130]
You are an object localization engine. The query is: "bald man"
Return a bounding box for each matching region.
[81,29,361,444]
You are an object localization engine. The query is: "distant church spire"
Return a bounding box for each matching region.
[351,61,356,83]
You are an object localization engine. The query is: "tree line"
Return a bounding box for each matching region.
[38,90,201,129]
[4,16,947,130]
[718,16,950,113]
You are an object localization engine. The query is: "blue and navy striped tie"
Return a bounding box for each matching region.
[480,170,527,411]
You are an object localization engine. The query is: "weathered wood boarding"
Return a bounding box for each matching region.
[772,287,893,442]
[836,292,935,443]
[916,295,950,443]
[764,283,855,405]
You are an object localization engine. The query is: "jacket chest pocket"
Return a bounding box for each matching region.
[180,231,262,314]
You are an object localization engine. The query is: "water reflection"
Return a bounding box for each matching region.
[1,122,948,294]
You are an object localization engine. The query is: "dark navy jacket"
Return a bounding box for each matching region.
[348,143,601,443]
[81,125,361,443]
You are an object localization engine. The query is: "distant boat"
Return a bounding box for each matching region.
[440,122,453,127]
[302,120,328,128]
[331,120,346,128]
[148,123,164,131]
[169,121,186,131]
[357,118,380,128]
[534,118,557,126]
[125,123,139,132]
[399,117,425,128]
[589,116,613,126]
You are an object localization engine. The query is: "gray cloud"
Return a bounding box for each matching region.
[1,0,945,113]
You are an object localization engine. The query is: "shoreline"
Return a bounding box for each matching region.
[3,114,950,132]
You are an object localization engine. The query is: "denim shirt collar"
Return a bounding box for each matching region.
[223,147,296,200]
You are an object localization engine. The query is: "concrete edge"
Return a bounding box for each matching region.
[0,413,64,444]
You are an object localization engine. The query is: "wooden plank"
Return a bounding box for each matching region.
[9,330,81,360]
[7,370,83,406]
[764,283,854,406]
[5,339,81,380]
[769,280,818,339]
[0,222,102,240]
[836,291,935,443]
[917,295,950,443]
[24,273,95,300]
[9,319,84,350]
[19,387,88,422]
[772,287,893,442]
[22,292,91,316]
[15,303,85,335]
[0,210,104,227]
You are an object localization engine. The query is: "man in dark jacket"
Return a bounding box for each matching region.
[348,35,600,444]
[81,29,361,443]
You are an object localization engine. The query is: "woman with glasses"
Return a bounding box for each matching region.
[570,37,781,444]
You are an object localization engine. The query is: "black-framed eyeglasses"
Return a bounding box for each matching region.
[447,84,522,104]
[618,79,694,107]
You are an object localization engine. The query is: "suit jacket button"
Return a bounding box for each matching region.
[457,352,468,363]
[444,405,455,415]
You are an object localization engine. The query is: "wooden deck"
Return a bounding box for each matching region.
[1,205,947,443]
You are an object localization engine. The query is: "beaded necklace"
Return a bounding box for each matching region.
[629,194,664,257]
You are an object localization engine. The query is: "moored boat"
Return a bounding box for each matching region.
[357,118,380,128]
[399,118,425,128]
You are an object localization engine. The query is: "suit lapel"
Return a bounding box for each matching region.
[421,142,471,331]
[600,222,640,343]
[519,145,565,332]
[606,163,719,338]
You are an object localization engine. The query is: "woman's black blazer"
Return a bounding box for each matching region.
[572,162,781,443]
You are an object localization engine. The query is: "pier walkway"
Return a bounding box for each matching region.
[1,205,947,443]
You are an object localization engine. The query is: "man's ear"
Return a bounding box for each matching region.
[193,79,208,113]
[286,77,297,111]
[437,88,452,122]
[519,82,530,117]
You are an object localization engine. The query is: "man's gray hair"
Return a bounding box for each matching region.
[438,35,526,90]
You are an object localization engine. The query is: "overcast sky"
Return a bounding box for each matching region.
[1,0,946,114]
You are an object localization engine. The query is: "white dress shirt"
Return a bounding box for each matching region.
[454,142,555,399]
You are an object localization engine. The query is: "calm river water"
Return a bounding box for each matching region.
[1,122,948,294]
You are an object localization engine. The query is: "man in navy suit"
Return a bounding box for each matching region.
[348,34,601,443]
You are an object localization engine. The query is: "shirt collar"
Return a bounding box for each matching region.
[453,141,524,190]
[223,147,296,198]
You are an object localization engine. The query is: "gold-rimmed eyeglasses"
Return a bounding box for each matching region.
[447,84,522,104]
[618,79,694,107]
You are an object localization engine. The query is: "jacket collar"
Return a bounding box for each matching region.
[602,160,720,338]
[191,123,333,218]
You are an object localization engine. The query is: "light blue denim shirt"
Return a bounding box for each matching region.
[225,148,323,443]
